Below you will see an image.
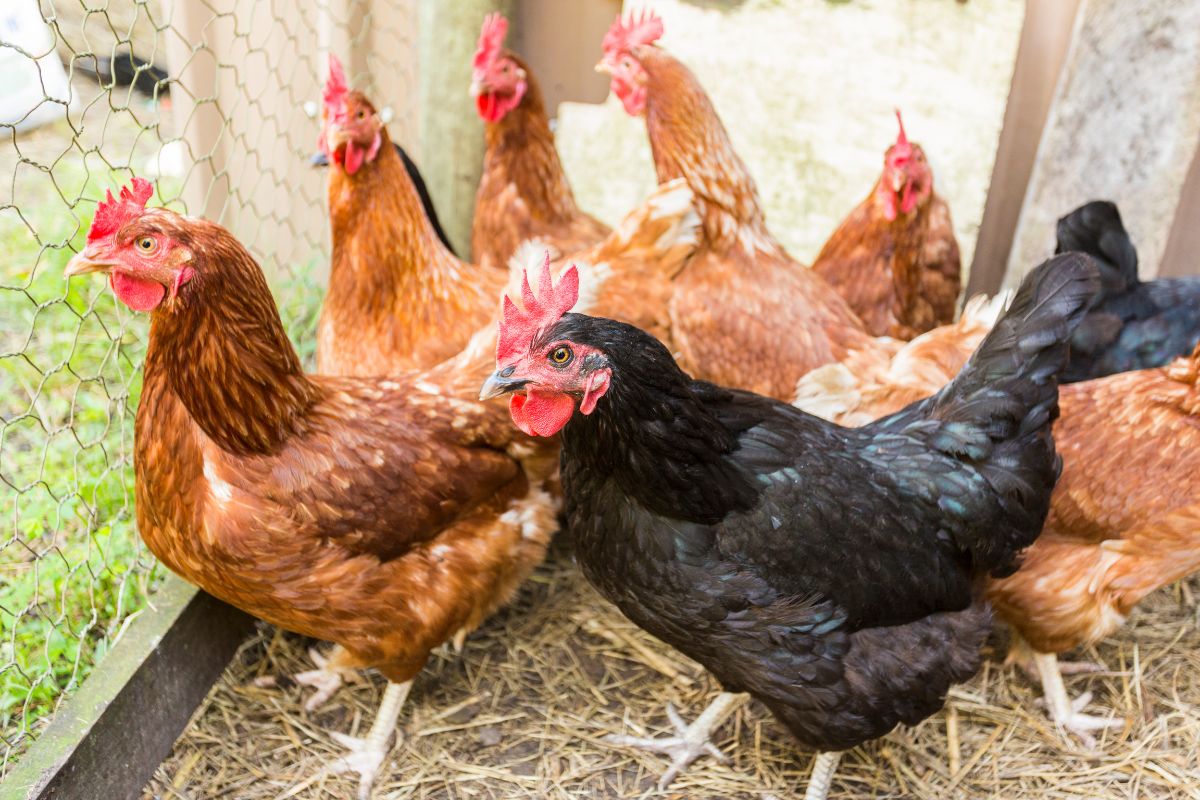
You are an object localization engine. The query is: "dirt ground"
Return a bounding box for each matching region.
[144,533,1200,800]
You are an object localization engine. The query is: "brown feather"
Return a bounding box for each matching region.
[472,54,609,271]
[634,47,896,400]
[137,215,555,684]
[319,91,508,376]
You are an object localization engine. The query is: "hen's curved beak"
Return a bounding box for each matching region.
[64,248,118,277]
[479,368,528,401]
[325,123,351,149]
[891,170,906,193]
[469,77,485,98]
[594,60,612,75]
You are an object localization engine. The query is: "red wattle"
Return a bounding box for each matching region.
[110,271,166,312]
[509,389,576,437]
[343,142,365,174]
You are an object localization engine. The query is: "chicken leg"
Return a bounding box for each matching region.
[803,751,842,800]
[605,691,748,788]
[1032,651,1123,747]
[324,679,411,800]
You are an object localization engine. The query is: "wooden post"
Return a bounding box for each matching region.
[1003,0,1200,288]
[417,0,513,260]
[966,0,1081,297]
[1158,140,1200,278]
[162,0,230,222]
[510,0,620,114]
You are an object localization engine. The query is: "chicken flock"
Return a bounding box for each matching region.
[62,9,1200,800]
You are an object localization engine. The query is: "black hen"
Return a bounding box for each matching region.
[309,142,457,256]
[483,253,1098,793]
[1056,200,1200,382]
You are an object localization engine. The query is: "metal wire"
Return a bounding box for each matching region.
[0,0,417,773]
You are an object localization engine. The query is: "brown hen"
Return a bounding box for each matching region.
[599,12,897,401]
[64,180,556,799]
[317,55,508,376]
[470,13,609,271]
[812,112,961,339]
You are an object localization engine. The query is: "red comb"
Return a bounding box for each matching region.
[894,109,909,147]
[474,13,508,72]
[602,8,664,56]
[497,252,579,363]
[324,53,348,111]
[88,177,154,243]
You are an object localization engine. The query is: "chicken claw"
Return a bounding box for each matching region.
[254,645,357,711]
[1032,651,1124,748]
[604,691,747,788]
[321,680,411,800]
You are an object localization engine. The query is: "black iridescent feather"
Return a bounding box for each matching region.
[556,253,1098,751]
[1056,200,1200,382]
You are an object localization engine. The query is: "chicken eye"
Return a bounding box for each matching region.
[356,109,366,120]
[549,345,573,366]
[135,236,157,254]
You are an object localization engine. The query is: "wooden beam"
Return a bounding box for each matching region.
[1158,138,1200,278]
[0,577,256,800]
[1004,0,1200,287]
[418,0,513,260]
[966,0,1081,297]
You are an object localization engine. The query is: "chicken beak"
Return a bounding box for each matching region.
[64,248,118,277]
[479,368,528,401]
[325,123,351,148]
[469,78,484,98]
[891,171,906,194]
[595,60,612,75]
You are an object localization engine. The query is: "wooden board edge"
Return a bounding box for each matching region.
[0,575,256,800]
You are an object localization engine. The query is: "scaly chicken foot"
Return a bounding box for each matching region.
[323,679,412,800]
[1005,635,1103,683]
[1033,651,1123,748]
[605,691,748,788]
[803,751,842,800]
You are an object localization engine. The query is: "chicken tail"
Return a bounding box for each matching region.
[870,253,1100,577]
[1055,200,1137,295]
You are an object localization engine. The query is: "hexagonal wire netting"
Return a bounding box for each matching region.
[0,0,418,772]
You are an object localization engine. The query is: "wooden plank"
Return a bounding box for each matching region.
[0,576,256,800]
[511,0,621,114]
[418,0,514,260]
[966,0,1081,297]
[1158,138,1200,278]
[1004,0,1200,287]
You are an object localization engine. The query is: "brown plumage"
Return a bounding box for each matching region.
[812,186,960,339]
[67,201,556,796]
[472,46,609,270]
[812,122,961,340]
[318,89,508,376]
[608,43,897,401]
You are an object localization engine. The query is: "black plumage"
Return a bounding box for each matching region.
[309,142,457,257]
[1056,200,1200,382]
[555,254,1098,751]
[75,51,169,98]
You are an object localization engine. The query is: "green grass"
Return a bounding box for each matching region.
[0,159,325,772]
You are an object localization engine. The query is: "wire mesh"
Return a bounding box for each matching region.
[0,0,418,773]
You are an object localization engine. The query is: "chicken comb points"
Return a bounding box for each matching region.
[474,13,508,72]
[88,177,154,243]
[894,108,908,147]
[497,252,579,363]
[324,53,348,112]
[602,8,664,56]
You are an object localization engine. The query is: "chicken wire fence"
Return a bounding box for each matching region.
[0,0,419,773]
